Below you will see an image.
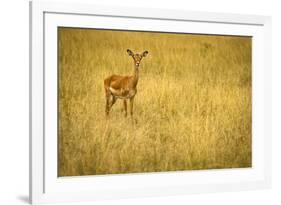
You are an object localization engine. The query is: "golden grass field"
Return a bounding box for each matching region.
[58,28,252,176]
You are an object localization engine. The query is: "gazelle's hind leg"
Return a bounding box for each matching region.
[105,94,117,116]
[109,95,117,109]
[105,88,117,116]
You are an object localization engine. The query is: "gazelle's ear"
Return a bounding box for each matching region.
[142,50,149,57]
[127,49,134,56]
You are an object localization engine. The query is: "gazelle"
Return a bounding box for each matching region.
[104,49,149,117]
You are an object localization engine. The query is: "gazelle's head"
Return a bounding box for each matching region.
[127,49,148,67]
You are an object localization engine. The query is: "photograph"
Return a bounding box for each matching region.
[58,27,252,177]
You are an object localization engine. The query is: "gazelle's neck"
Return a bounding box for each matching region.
[132,65,139,87]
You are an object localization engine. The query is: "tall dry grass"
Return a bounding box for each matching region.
[58,28,252,176]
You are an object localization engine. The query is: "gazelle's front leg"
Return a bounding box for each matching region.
[123,100,127,117]
[129,97,134,117]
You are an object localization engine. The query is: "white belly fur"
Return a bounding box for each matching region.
[109,87,136,99]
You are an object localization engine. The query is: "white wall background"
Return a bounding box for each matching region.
[0,0,279,204]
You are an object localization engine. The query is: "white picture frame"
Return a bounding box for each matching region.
[29,1,272,204]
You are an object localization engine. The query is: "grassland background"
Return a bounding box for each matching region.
[58,28,252,176]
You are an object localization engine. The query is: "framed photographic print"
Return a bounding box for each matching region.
[29,1,272,204]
